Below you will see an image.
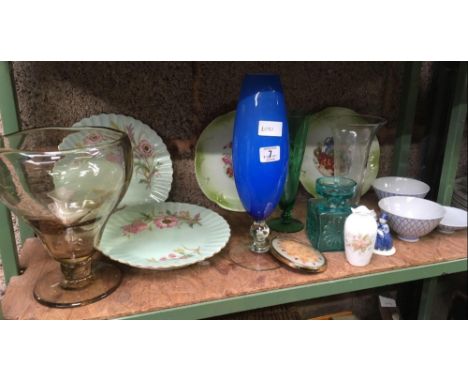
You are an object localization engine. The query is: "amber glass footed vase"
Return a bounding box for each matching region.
[0,127,132,308]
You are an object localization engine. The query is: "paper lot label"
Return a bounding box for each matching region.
[259,146,280,163]
[258,120,283,137]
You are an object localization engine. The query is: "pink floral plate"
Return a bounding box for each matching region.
[69,114,173,207]
[98,202,231,270]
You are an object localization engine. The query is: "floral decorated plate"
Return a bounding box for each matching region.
[195,111,245,212]
[300,107,380,198]
[98,202,231,270]
[69,114,173,206]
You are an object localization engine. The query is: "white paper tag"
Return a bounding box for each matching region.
[258,120,283,137]
[379,295,397,308]
[259,146,280,163]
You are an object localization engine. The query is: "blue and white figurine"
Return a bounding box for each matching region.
[374,212,396,256]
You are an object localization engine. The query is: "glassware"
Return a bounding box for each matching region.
[230,74,289,271]
[306,176,356,252]
[268,112,308,233]
[332,114,386,205]
[0,127,132,308]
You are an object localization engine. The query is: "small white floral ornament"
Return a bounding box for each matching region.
[344,206,378,267]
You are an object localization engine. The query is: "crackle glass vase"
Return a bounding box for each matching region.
[332,114,386,205]
[0,127,132,308]
[230,74,289,271]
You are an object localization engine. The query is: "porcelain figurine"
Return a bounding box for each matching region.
[374,212,396,256]
[344,205,378,266]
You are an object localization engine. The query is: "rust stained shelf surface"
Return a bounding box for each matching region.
[2,194,467,320]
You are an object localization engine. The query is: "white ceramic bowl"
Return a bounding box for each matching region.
[378,196,445,242]
[372,177,430,200]
[438,206,467,234]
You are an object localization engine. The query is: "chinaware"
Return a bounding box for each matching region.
[71,113,173,207]
[0,127,132,308]
[99,202,230,270]
[372,176,430,200]
[438,206,467,234]
[344,206,377,267]
[307,176,357,252]
[374,212,396,256]
[300,107,380,198]
[194,111,244,211]
[378,196,445,242]
[232,74,289,256]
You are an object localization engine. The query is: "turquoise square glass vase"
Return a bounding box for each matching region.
[306,176,357,252]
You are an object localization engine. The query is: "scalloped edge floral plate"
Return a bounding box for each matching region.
[69,114,173,207]
[195,111,245,212]
[299,107,380,198]
[98,202,231,270]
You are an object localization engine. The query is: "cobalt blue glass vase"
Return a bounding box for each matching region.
[232,74,289,259]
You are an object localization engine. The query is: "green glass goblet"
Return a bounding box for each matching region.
[268,112,309,233]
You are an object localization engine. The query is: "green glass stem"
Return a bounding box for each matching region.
[280,206,293,224]
[269,112,308,233]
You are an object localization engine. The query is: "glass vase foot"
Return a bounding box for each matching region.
[268,217,304,233]
[33,261,122,308]
[227,241,280,272]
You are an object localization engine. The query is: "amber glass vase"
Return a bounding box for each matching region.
[0,127,132,308]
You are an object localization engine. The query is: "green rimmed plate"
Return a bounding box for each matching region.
[98,202,231,270]
[71,114,173,207]
[299,107,380,197]
[195,111,245,212]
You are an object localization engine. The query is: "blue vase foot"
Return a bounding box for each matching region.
[227,242,280,272]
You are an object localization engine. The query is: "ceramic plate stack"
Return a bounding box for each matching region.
[66,114,232,271]
[452,176,467,211]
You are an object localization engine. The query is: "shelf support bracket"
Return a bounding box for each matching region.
[418,277,438,320]
[437,62,467,205]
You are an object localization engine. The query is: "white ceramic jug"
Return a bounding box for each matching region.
[344,206,378,266]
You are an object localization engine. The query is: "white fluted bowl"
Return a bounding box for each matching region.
[373,177,430,200]
[379,196,445,242]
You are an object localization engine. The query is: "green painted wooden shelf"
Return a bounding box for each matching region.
[1,61,467,320]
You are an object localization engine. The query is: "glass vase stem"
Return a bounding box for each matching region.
[249,220,270,253]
